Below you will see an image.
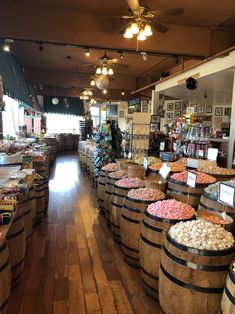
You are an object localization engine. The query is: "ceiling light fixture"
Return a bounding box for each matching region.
[90,80,95,86]
[121,90,125,96]
[119,52,124,60]
[2,39,13,52]
[123,19,153,41]
[85,48,90,57]
[108,68,114,75]
[96,67,102,74]
[102,66,108,75]
[103,89,107,94]
[144,24,152,37]
[124,26,134,39]
[52,97,59,105]
[137,29,147,41]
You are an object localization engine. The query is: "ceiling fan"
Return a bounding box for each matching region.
[98,0,184,36]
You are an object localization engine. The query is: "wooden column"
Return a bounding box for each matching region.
[227,70,235,168]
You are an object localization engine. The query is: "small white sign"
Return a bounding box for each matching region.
[198,150,204,158]
[159,163,171,179]
[143,157,149,170]
[186,107,195,114]
[173,143,177,151]
[219,183,235,207]
[187,171,197,188]
[187,158,198,169]
[128,152,132,159]
[207,148,218,161]
[160,142,165,151]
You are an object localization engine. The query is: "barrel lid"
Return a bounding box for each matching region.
[166,232,235,256]
[168,177,208,188]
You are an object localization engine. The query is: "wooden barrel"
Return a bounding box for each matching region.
[166,177,208,208]
[208,173,235,182]
[146,169,161,178]
[221,262,235,313]
[145,178,167,193]
[42,177,49,213]
[199,192,235,234]
[116,159,129,171]
[65,134,74,151]
[128,164,144,179]
[56,134,66,152]
[121,195,164,268]
[21,186,36,252]
[34,180,45,224]
[104,176,119,225]
[7,206,26,289]
[0,240,11,313]
[86,150,91,174]
[159,232,235,314]
[97,170,106,212]
[72,134,79,150]
[33,161,49,177]
[139,211,194,298]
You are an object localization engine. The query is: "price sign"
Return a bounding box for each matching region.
[198,150,204,158]
[219,183,235,207]
[187,171,197,188]
[128,152,132,160]
[143,157,149,170]
[173,143,177,151]
[187,158,198,169]
[159,163,171,179]
[160,142,165,151]
[207,148,218,161]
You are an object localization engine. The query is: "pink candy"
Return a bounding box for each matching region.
[115,177,145,188]
[127,188,165,201]
[109,170,127,179]
[171,170,216,184]
[102,163,117,172]
[147,199,196,220]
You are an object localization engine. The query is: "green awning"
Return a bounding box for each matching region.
[0,50,32,107]
[44,96,85,116]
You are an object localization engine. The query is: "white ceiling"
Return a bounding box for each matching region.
[160,68,235,105]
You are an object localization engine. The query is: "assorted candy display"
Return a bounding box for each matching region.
[101,163,117,172]
[135,156,162,165]
[205,180,235,198]
[147,199,196,220]
[199,165,235,176]
[108,170,127,179]
[127,188,165,201]
[169,220,234,250]
[198,211,227,225]
[115,177,145,188]
[171,170,216,184]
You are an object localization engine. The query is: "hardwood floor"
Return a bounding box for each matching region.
[7,153,160,314]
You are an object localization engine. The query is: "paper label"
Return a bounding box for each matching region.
[173,143,177,151]
[187,171,197,188]
[187,159,198,169]
[143,157,149,170]
[160,142,165,151]
[207,148,218,161]
[159,163,171,179]
[219,183,235,207]
[128,152,132,159]
[198,150,204,157]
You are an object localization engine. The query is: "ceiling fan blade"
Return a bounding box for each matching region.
[108,59,119,64]
[152,8,184,18]
[117,24,129,35]
[95,14,123,18]
[79,64,96,67]
[122,16,134,19]
[113,63,129,68]
[151,20,169,33]
[126,0,140,12]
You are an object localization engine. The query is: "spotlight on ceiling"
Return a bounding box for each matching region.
[185,77,198,90]
[119,51,124,60]
[85,48,90,57]
[141,52,148,61]
[2,39,13,52]
[38,43,44,51]
[103,89,107,94]
[121,90,125,96]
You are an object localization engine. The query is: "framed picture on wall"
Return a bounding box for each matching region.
[215,107,223,116]
[119,110,125,118]
[166,112,173,120]
[224,108,231,116]
[167,103,173,111]
[151,115,159,124]
[106,104,118,116]
[175,102,181,110]
[205,105,212,114]
[174,111,181,118]
[197,105,204,114]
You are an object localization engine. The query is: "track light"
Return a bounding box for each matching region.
[2,39,13,52]
[141,52,148,61]
[121,90,125,96]
[85,48,90,57]
[119,52,124,60]
[103,89,107,94]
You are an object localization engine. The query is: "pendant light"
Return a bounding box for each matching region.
[144,24,152,37]
[96,67,102,74]
[137,29,147,41]
[130,22,139,34]
[108,68,114,75]
[124,26,133,38]
[90,80,95,86]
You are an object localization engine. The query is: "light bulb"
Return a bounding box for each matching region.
[3,43,10,52]
[88,91,93,96]
[102,67,108,75]
[124,27,133,39]
[90,80,95,86]
[85,48,90,56]
[84,90,88,95]
[108,68,114,75]
[137,29,147,41]
[96,67,102,74]
[103,89,107,94]
[130,22,139,34]
[144,24,152,37]
[94,100,97,104]
[121,90,125,96]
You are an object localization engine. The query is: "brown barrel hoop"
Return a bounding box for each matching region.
[139,210,196,299]
[221,263,235,313]
[0,240,11,313]
[159,232,235,314]
[41,177,49,213]
[34,181,45,224]
[121,196,159,268]
[7,207,26,289]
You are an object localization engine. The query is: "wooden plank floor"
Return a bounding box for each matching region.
[7,153,160,314]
